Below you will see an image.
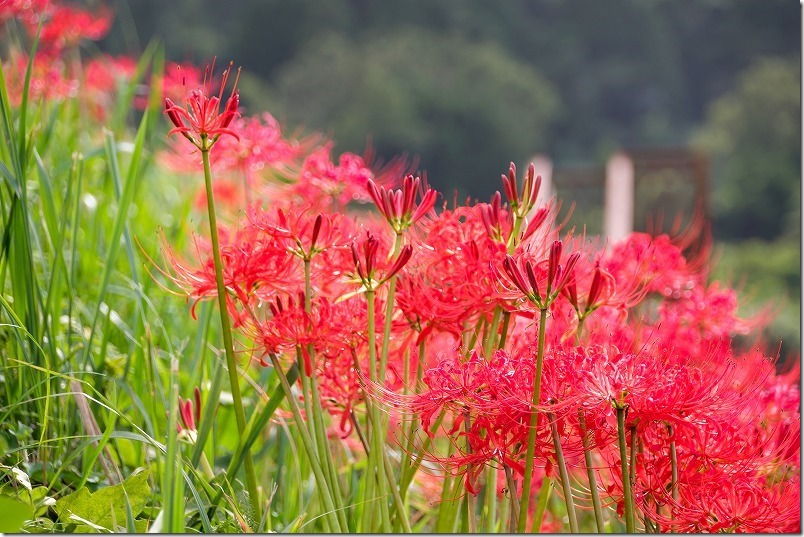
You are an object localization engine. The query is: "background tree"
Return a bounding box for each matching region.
[695,57,800,241]
[268,29,560,198]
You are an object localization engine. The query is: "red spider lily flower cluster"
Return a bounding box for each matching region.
[9,3,795,532]
[154,61,799,532]
[2,0,112,52]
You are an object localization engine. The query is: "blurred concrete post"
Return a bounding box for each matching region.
[604,152,634,244]
[529,154,552,208]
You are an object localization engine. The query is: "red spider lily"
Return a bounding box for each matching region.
[3,52,77,106]
[213,113,307,182]
[500,240,580,309]
[652,281,771,363]
[350,233,412,290]
[164,61,241,151]
[248,205,352,263]
[177,387,202,442]
[0,0,46,25]
[292,143,409,209]
[257,294,334,375]
[39,3,112,49]
[397,204,510,339]
[367,174,437,233]
[395,239,499,342]
[157,223,299,324]
[501,162,542,217]
[8,1,113,51]
[160,112,306,182]
[480,191,510,243]
[81,55,138,120]
[604,232,702,300]
[403,349,573,496]
[663,471,800,533]
[561,262,616,317]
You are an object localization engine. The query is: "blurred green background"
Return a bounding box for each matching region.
[98,0,800,355]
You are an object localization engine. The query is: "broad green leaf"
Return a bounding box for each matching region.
[54,469,151,533]
[21,486,55,517]
[0,495,35,533]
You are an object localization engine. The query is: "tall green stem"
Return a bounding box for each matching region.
[548,411,578,532]
[303,260,349,531]
[379,232,404,383]
[483,464,498,532]
[517,306,548,532]
[504,464,519,533]
[201,147,259,520]
[579,411,605,532]
[629,425,639,529]
[531,474,553,533]
[365,289,391,532]
[268,354,342,531]
[669,424,678,532]
[616,406,635,532]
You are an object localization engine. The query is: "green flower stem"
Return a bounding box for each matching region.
[517,306,548,532]
[435,441,457,532]
[483,306,502,358]
[398,346,413,501]
[617,406,635,532]
[303,260,349,531]
[548,410,578,532]
[499,487,511,534]
[466,317,484,354]
[629,425,639,529]
[578,410,605,532]
[366,288,392,532]
[483,464,498,532]
[462,410,476,534]
[669,424,679,532]
[460,490,471,533]
[506,213,525,254]
[399,340,427,502]
[504,464,520,533]
[416,338,426,384]
[497,311,511,350]
[439,464,466,532]
[200,147,260,520]
[302,345,350,532]
[268,353,343,532]
[379,232,404,384]
[531,476,553,533]
[400,409,444,496]
[380,447,413,533]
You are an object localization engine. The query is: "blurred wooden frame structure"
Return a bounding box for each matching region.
[531,147,709,253]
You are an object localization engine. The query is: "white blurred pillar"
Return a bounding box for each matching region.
[529,154,552,208]
[604,152,634,245]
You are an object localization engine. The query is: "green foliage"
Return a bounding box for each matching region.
[53,469,151,532]
[712,238,801,358]
[695,57,801,240]
[271,28,559,199]
[0,495,35,533]
[111,0,799,183]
